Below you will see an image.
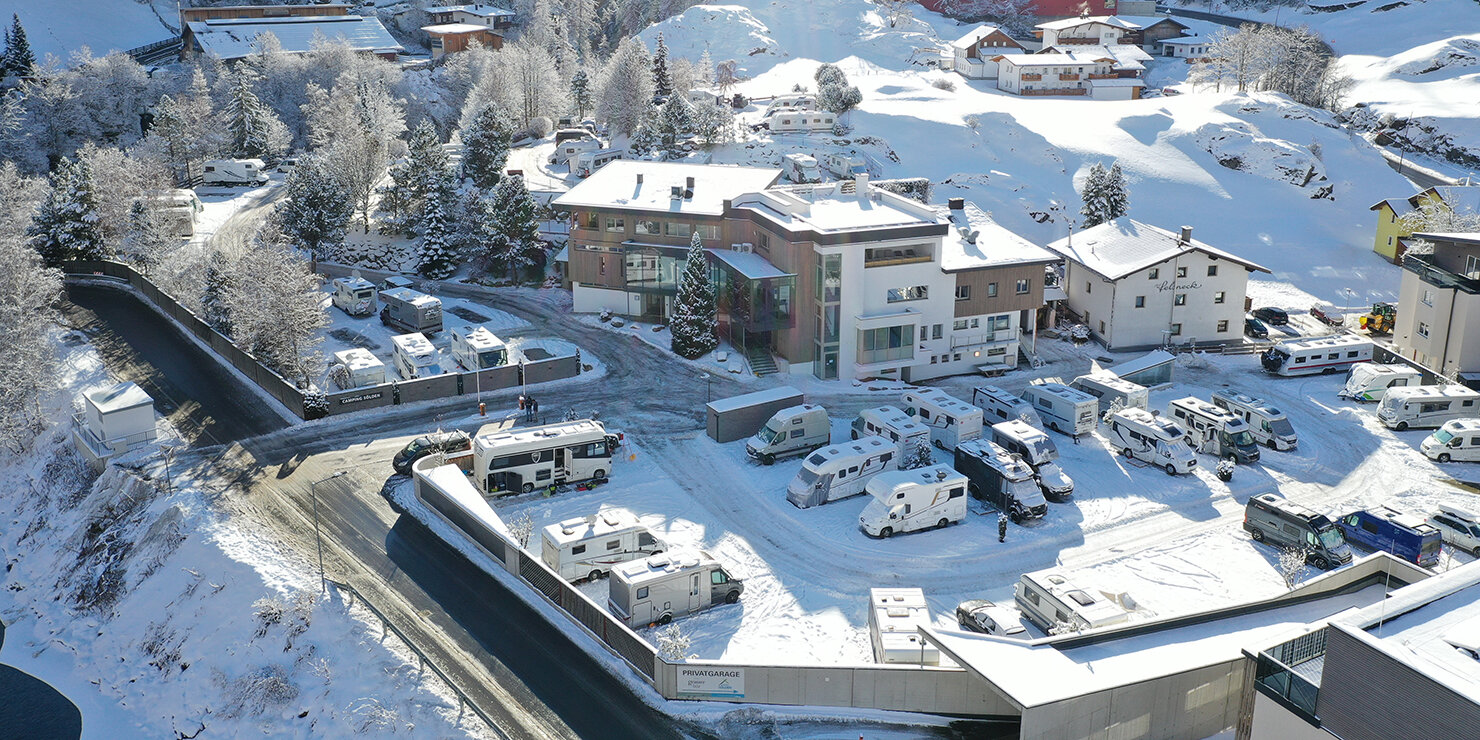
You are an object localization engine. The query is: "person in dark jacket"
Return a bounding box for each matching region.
[998,512,1009,543]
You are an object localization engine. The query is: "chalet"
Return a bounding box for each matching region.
[424,4,516,30]
[422,23,503,58]
[993,54,1112,98]
[1035,14,1190,53]
[180,4,402,61]
[1039,43,1153,78]
[1371,184,1480,262]
[950,25,1027,80]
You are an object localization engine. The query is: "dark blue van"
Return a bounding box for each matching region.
[1337,507,1442,567]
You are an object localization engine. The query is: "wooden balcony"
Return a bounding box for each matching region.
[1021,73,1043,81]
[1059,73,1080,81]
[1019,88,1088,97]
[1088,73,1117,79]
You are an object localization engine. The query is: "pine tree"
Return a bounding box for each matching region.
[27,157,106,266]
[483,174,541,282]
[901,438,934,470]
[697,49,715,87]
[629,106,659,157]
[652,32,672,103]
[670,231,717,358]
[224,72,280,159]
[415,174,458,280]
[4,15,33,77]
[278,156,352,263]
[570,69,592,120]
[201,259,232,335]
[381,119,450,236]
[460,103,513,190]
[122,200,173,276]
[657,94,694,158]
[1079,162,1111,228]
[1104,162,1130,222]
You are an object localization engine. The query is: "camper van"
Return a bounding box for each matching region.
[473,419,619,495]
[607,551,743,628]
[331,348,386,389]
[379,287,444,335]
[868,588,940,665]
[1104,408,1197,475]
[1020,382,1098,436]
[1335,506,1441,567]
[821,152,868,179]
[782,153,822,183]
[1378,385,1480,431]
[901,389,983,451]
[142,189,203,237]
[1071,372,1149,414]
[851,406,930,452]
[858,465,968,538]
[1244,493,1353,569]
[391,333,443,380]
[330,276,378,316]
[954,440,1048,523]
[1014,571,1130,634]
[767,110,836,133]
[201,158,269,186]
[1211,390,1298,451]
[1421,419,1480,462]
[746,404,831,464]
[990,420,1074,500]
[448,325,507,371]
[574,148,623,178]
[539,510,665,582]
[548,136,602,166]
[786,436,898,508]
[972,385,1044,429]
[1166,397,1261,463]
[1340,363,1423,402]
[763,94,816,116]
[1261,335,1373,377]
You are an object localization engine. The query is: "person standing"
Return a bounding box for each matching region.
[998,512,1009,543]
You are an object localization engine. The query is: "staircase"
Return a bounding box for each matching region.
[746,346,778,377]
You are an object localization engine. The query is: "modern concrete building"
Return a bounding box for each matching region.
[72,381,157,471]
[1394,231,1480,378]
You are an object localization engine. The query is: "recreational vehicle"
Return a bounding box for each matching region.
[782,153,822,183]
[1378,385,1480,430]
[851,406,930,452]
[1244,494,1352,569]
[786,436,898,509]
[540,510,665,582]
[473,419,620,495]
[763,94,816,116]
[1104,408,1197,475]
[1071,372,1149,414]
[767,110,836,133]
[821,152,868,179]
[607,551,743,628]
[1421,419,1480,462]
[1166,397,1261,463]
[746,404,831,464]
[1211,390,1298,451]
[953,439,1047,522]
[867,588,940,665]
[574,148,623,178]
[142,189,202,237]
[391,333,443,381]
[1261,335,1373,377]
[972,385,1044,429]
[990,420,1074,500]
[201,158,269,186]
[448,325,507,371]
[549,136,602,166]
[1335,506,1441,567]
[1020,382,1098,436]
[901,389,983,451]
[330,276,378,316]
[1014,571,1130,634]
[331,348,386,389]
[379,287,444,335]
[1340,363,1423,402]
[858,465,968,538]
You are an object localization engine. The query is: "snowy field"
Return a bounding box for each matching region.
[0,0,175,62]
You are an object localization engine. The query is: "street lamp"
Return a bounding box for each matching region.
[700,371,712,403]
[309,470,347,593]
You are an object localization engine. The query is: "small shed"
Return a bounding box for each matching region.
[74,381,158,470]
[1105,349,1175,387]
[705,386,804,443]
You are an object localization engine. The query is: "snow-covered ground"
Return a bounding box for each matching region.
[0,0,175,62]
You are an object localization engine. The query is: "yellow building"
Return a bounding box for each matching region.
[1371,185,1480,263]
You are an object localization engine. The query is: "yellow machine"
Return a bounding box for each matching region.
[1361,302,1395,335]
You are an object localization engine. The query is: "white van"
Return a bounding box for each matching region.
[201,158,269,186]
[1104,408,1197,475]
[391,332,443,380]
[1261,335,1373,376]
[574,147,623,178]
[331,276,378,316]
[851,406,930,452]
[868,588,940,665]
[859,465,968,538]
[1378,385,1480,431]
[1421,419,1480,462]
[990,420,1074,500]
[331,348,386,389]
[901,389,983,451]
[786,436,898,509]
[747,404,831,464]
[1020,382,1098,436]
[782,153,822,183]
[1070,372,1149,415]
[607,551,743,628]
[1340,363,1423,402]
[821,152,868,179]
[448,325,507,370]
[1014,571,1131,634]
[539,510,665,582]
[972,385,1044,429]
[1211,390,1298,451]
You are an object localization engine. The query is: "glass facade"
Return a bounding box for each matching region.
[623,246,686,295]
[858,325,915,365]
[813,253,842,379]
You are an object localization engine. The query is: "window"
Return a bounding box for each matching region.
[987,282,998,297]
[988,314,1011,332]
[953,319,967,330]
[886,285,929,303]
[605,216,624,232]
[635,219,660,235]
[921,326,928,342]
[1423,289,1435,306]
[711,570,729,585]
[1098,320,1106,333]
[1135,296,1145,308]
[665,222,692,238]
[790,429,804,439]
[1207,265,1218,277]
[930,355,937,364]
[1217,320,1229,332]
[1347,351,1360,358]
[955,285,971,301]
[971,318,980,328]
[694,224,719,240]
[1214,291,1226,304]
[1016,279,1030,294]
[1170,323,1182,336]
[606,540,620,551]
[1174,293,1187,306]
[1176,266,1188,278]
[1148,268,1159,280]
[954,353,962,362]
[581,212,599,229]
[572,544,586,555]
[1419,322,1430,338]
[932,324,943,340]
[1085,281,1092,294]
[858,325,914,364]
[1468,255,1480,279]
[636,587,649,599]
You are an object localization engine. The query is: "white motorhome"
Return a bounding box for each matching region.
[1261,335,1373,377]
[990,420,1074,500]
[859,465,968,538]
[763,94,816,117]
[1020,382,1098,436]
[1166,397,1261,464]
[1211,390,1298,451]
[1071,372,1149,414]
[953,439,1048,523]
[1378,385,1480,431]
[1340,363,1423,402]
[574,148,623,178]
[549,136,602,166]
[391,333,443,381]
[607,551,743,628]
[474,419,619,495]
[1014,570,1131,634]
[768,110,836,133]
[901,389,983,451]
[1104,408,1197,475]
[972,385,1044,429]
[141,189,202,237]
[448,325,507,370]
[786,436,898,509]
[539,509,665,582]
[782,153,822,183]
[331,348,386,389]
[867,588,941,665]
[1421,419,1480,463]
[201,158,269,186]
[747,404,831,464]
[379,287,444,335]
[850,406,929,452]
[821,152,868,179]
[330,276,378,316]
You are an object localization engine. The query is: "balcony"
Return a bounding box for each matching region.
[1404,252,1480,295]
[1088,73,1116,79]
[1020,88,1088,97]
[1021,73,1043,81]
[951,328,1017,349]
[1059,73,1081,81]
[1253,629,1327,724]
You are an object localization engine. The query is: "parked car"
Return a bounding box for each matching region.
[276,157,299,173]
[1310,303,1345,327]
[955,599,1027,638]
[1251,307,1289,326]
[392,430,472,475]
[1429,505,1480,555]
[1244,317,1269,339]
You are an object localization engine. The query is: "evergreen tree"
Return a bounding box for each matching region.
[27,157,106,266]
[122,200,173,276]
[460,104,513,190]
[381,119,450,236]
[4,15,33,77]
[483,174,541,282]
[570,69,592,120]
[629,105,660,157]
[1079,162,1112,228]
[901,438,934,470]
[1104,162,1130,222]
[697,49,715,87]
[201,259,232,335]
[415,174,458,279]
[657,93,694,158]
[651,32,672,103]
[224,72,281,159]
[278,156,352,263]
[814,63,862,116]
[670,231,717,358]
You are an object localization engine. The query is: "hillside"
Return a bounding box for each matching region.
[0,0,175,61]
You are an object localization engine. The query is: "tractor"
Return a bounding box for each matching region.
[1360,302,1396,335]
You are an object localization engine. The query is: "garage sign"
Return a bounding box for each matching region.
[676,667,744,698]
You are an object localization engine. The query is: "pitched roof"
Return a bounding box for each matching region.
[1045,218,1270,281]
[1160,36,1209,45]
[1037,15,1143,31]
[951,24,1013,50]
[188,15,403,60]
[1428,186,1480,214]
[421,23,493,34]
[1042,43,1150,71]
[424,4,515,17]
[1370,197,1415,214]
[998,53,1104,67]
[935,202,1057,272]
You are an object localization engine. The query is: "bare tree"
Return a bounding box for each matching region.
[223,224,328,386]
[507,511,535,549]
[0,227,62,452]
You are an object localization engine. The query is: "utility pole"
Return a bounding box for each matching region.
[309,470,347,594]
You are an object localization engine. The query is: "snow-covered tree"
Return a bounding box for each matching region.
[715,60,740,96]
[27,156,106,266]
[0,161,45,240]
[693,102,735,147]
[151,69,223,182]
[481,173,542,282]
[122,200,174,277]
[1400,198,1480,240]
[78,143,172,245]
[1277,546,1308,590]
[201,258,232,334]
[657,93,695,158]
[651,32,673,102]
[380,119,450,236]
[901,438,934,470]
[415,174,459,280]
[815,65,863,116]
[0,228,61,452]
[224,225,328,385]
[628,106,660,157]
[570,69,593,120]
[656,623,696,662]
[875,0,914,28]
[1103,162,1129,222]
[596,37,654,136]
[670,231,717,358]
[305,76,406,232]
[459,103,513,190]
[278,155,352,263]
[224,71,288,160]
[1079,162,1118,229]
[3,14,34,77]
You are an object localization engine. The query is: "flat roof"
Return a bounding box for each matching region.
[333,348,384,370]
[937,202,1057,272]
[708,247,792,280]
[188,15,403,60]
[85,382,152,413]
[705,385,802,414]
[1089,78,1147,88]
[553,161,781,217]
[738,182,945,234]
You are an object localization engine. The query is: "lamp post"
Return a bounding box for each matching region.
[701,372,712,403]
[309,470,347,593]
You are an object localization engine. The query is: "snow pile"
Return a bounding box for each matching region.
[1391,37,1480,77]
[1193,120,1333,199]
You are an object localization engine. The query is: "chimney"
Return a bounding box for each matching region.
[948,197,965,212]
[685,176,695,199]
[856,171,870,201]
[1179,225,1193,244]
[636,173,644,186]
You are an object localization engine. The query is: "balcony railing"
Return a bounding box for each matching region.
[1088,73,1117,79]
[1404,252,1480,295]
[952,329,1017,349]
[1253,629,1327,724]
[1021,73,1043,81]
[1059,73,1080,80]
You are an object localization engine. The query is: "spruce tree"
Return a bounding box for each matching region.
[123,200,173,276]
[224,72,276,159]
[201,260,232,335]
[460,104,512,190]
[278,156,352,263]
[484,174,541,282]
[670,231,717,359]
[1104,162,1130,222]
[382,119,450,235]
[27,156,107,266]
[570,70,592,120]
[658,94,694,158]
[652,33,672,103]
[4,15,33,77]
[415,174,458,279]
[629,106,660,157]
[1079,162,1111,228]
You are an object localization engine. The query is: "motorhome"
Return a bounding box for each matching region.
[1421,419,1480,462]
[1104,408,1197,475]
[1020,382,1098,436]
[1166,397,1261,463]
[539,509,665,582]
[1335,506,1441,567]
[901,389,983,451]
[821,152,868,179]
[850,406,929,452]
[746,404,831,464]
[331,348,386,389]
[782,153,822,183]
[786,436,898,509]
[473,419,620,495]
[201,158,269,186]
[1244,493,1353,569]
[608,551,743,628]
[858,465,968,538]
[1014,571,1131,634]
[767,110,836,133]
[1261,335,1373,377]
[330,276,378,316]
[1070,372,1149,414]
[550,136,604,166]
[1211,390,1298,451]
[990,420,1074,500]
[1339,363,1423,402]
[574,148,623,178]
[448,325,507,371]
[391,333,443,381]
[763,94,816,117]
[867,588,940,665]
[141,189,202,236]
[1378,385,1480,430]
[379,287,444,335]
[954,439,1048,523]
[972,385,1044,429]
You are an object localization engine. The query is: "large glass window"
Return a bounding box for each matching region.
[665,222,692,238]
[817,253,842,303]
[694,224,718,240]
[988,314,1011,332]
[858,325,915,364]
[635,219,661,235]
[886,286,929,303]
[605,216,625,232]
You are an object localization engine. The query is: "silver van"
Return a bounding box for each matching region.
[1243,493,1352,569]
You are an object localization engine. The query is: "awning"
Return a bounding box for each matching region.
[708,248,793,280]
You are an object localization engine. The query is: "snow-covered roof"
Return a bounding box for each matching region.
[803,437,894,468]
[553,161,781,217]
[391,333,436,356]
[951,24,1012,50]
[424,4,515,17]
[187,15,403,60]
[1428,186,1480,214]
[1159,36,1209,46]
[85,382,152,414]
[708,247,792,280]
[1369,197,1416,215]
[421,23,494,34]
[543,509,641,545]
[380,287,440,308]
[998,53,1103,68]
[552,245,569,263]
[1045,218,1270,281]
[730,180,946,235]
[1036,15,1142,31]
[705,385,802,414]
[333,348,383,371]
[456,326,504,351]
[1042,43,1151,69]
[1106,349,1175,378]
[1414,231,1480,245]
[1088,78,1147,88]
[1114,15,1190,30]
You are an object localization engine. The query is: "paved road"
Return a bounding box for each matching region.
[1379,148,1457,189]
